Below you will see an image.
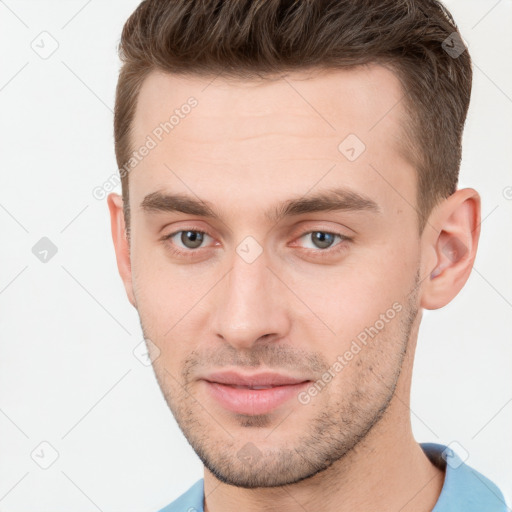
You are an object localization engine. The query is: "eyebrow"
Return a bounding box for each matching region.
[140,187,381,223]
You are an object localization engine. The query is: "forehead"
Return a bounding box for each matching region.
[133,64,406,140]
[128,64,415,224]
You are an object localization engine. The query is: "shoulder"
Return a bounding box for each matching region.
[421,442,508,512]
[156,479,204,512]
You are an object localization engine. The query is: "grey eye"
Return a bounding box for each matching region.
[310,232,336,249]
[180,230,205,249]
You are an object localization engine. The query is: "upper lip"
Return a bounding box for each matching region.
[202,370,310,387]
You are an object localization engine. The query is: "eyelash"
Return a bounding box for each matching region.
[160,228,352,260]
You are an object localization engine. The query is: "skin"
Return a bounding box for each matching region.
[108,64,480,512]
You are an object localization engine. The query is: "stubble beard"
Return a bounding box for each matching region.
[146,273,420,488]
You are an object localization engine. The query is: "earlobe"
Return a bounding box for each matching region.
[420,188,481,310]
[107,192,137,308]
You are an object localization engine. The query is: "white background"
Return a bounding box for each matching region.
[0,1,511,510]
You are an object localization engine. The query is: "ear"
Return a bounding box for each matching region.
[420,188,481,310]
[107,192,136,308]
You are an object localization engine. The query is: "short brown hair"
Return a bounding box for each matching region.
[114,0,472,235]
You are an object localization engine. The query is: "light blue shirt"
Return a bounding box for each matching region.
[157,442,508,511]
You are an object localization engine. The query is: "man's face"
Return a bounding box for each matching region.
[125,65,425,487]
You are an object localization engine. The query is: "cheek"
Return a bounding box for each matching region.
[130,252,180,343]
[284,244,417,360]
[131,237,187,308]
[298,259,410,324]
[130,251,214,365]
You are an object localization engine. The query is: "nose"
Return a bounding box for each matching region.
[210,248,292,350]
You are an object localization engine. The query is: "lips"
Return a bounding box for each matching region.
[204,370,308,387]
[201,371,310,415]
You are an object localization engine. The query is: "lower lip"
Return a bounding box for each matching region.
[204,380,310,415]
